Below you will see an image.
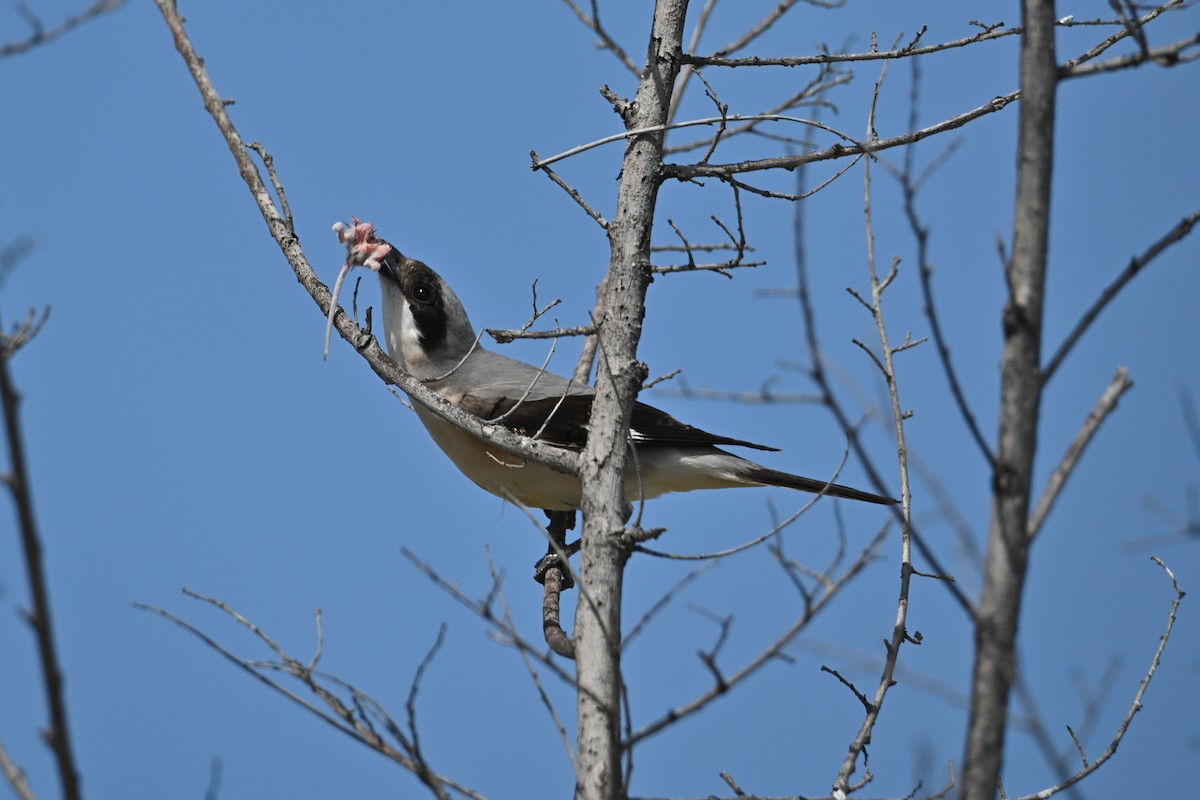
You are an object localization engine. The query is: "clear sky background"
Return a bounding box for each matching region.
[2,2,1198,798]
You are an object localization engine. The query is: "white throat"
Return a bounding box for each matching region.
[396,300,427,369]
[381,281,428,371]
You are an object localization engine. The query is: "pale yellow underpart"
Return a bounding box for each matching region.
[410,403,755,511]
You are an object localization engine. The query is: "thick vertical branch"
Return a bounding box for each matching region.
[573,3,688,799]
[962,2,1058,797]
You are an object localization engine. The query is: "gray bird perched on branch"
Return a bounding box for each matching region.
[332,220,897,511]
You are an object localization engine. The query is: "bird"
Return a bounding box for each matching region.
[333,220,897,512]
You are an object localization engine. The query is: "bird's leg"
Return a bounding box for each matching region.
[534,509,579,589]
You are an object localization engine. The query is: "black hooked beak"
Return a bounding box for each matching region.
[377,250,400,284]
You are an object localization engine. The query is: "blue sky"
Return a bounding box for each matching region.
[1,1,1198,798]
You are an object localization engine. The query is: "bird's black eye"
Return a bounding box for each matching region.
[412,283,433,303]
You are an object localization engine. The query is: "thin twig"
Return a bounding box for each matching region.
[651,259,765,276]
[686,23,1019,68]
[558,0,640,75]
[530,150,609,228]
[489,555,579,772]
[833,58,917,792]
[1060,32,1200,78]
[821,665,873,712]
[0,307,81,800]
[0,308,50,360]
[151,0,584,484]
[706,0,838,61]
[0,0,126,59]
[1028,368,1133,538]
[132,595,477,800]
[671,3,1189,186]
[0,736,35,800]
[401,549,581,690]
[897,56,995,466]
[790,132,974,620]
[1006,558,1185,800]
[664,68,853,157]
[487,324,596,344]
[248,141,293,228]
[405,624,448,769]
[1043,208,1200,384]
[1059,0,1186,73]
[666,0,720,124]
[626,527,886,747]
[667,91,1019,181]
[622,563,714,650]
[661,377,821,405]
[534,113,863,171]
[634,446,857,561]
[0,236,37,291]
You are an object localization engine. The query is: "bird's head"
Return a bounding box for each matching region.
[376,251,478,377]
[334,219,478,378]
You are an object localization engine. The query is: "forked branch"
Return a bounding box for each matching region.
[134,591,478,800]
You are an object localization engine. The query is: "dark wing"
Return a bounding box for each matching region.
[458,393,591,448]
[457,393,777,452]
[629,401,778,451]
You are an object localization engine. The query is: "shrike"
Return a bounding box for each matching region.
[334,221,896,511]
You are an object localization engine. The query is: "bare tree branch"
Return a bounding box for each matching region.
[0,236,37,291]
[659,375,822,405]
[559,0,640,76]
[696,0,847,69]
[491,556,580,773]
[0,0,126,60]
[665,0,719,125]
[832,64,918,791]
[1028,368,1134,539]
[789,136,975,620]
[533,113,864,171]
[1062,31,1200,77]
[530,150,610,229]
[136,2,1195,797]
[962,3,1058,795]
[664,66,853,156]
[1043,208,1200,385]
[893,57,995,467]
[133,593,475,800]
[668,1,1186,185]
[401,548,580,689]
[1007,558,1185,800]
[1059,0,1188,73]
[150,0,584,489]
[665,90,1020,181]
[1,309,81,800]
[487,324,597,344]
[686,22,1020,68]
[573,5,689,796]
[0,735,35,800]
[620,563,713,650]
[625,527,887,747]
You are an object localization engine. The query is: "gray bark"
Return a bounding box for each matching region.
[962,1,1058,797]
[573,3,688,799]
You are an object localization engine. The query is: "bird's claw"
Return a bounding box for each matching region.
[534,540,581,589]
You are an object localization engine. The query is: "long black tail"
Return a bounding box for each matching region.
[745,465,898,505]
